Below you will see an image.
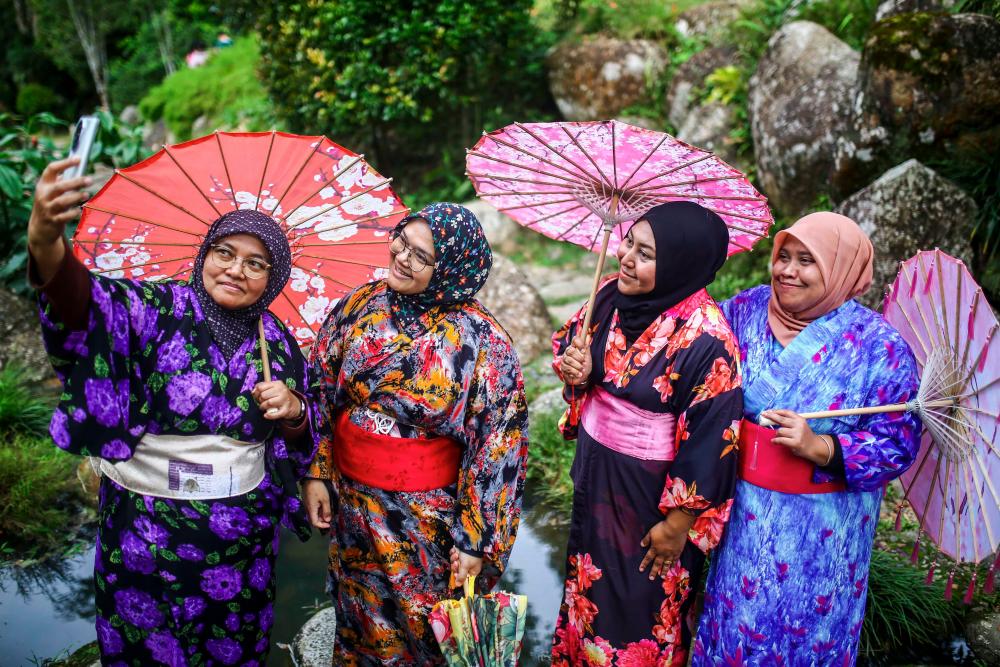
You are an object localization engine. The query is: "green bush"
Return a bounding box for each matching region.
[255,0,554,173]
[139,36,276,140]
[15,83,61,118]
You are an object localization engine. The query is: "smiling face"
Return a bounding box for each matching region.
[616,219,657,296]
[200,233,270,310]
[387,219,436,295]
[771,236,826,315]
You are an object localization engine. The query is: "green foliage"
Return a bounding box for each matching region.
[524,407,574,512]
[861,549,964,656]
[256,0,554,172]
[15,83,61,118]
[138,36,277,140]
[954,0,1000,21]
[0,365,54,436]
[703,66,744,106]
[797,0,879,51]
[550,0,698,39]
[90,108,150,169]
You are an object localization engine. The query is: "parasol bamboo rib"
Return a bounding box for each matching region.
[254,131,277,212]
[162,145,225,218]
[559,124,614,189]
[626,152,715,190]
[555,209,598,243]
[292,208,410,241]
[484,132,598,186]
[619,132,670,189]
[516,122,614,189]
[579,193,621,340]
[268,139,323,216]
[281,155,365,225]
[79,205,207,237]
[258,318,272,383]
[113,171,212,226]
[467,150,581,185]
[285,178,392,232]
[498,197,578,212]
[465,171,575,189]
[214,132,237,208]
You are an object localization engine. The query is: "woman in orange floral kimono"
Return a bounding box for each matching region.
[550,201,743,666]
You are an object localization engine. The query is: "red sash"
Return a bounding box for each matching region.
[333,411,461,492]
[738,418,846,494]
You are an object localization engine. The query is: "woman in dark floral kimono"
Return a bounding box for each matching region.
[302,202,529,666]
[27,157,318,666]
[550,201,744,667]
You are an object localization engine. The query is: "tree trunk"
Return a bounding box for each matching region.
[66,0,110,110]
[150,10,176,76]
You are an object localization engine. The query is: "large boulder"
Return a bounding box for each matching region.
[666,46,738,130]
[461,199,520,254]
[0,287,55,385]
[678,101,741,168]
[675,1,751,42]
[477,254,553,364]
[833,12,1000,197]
[965,610,1000,665]
[547,36,668,121]
[749,21,860,216]
[292,606,337,666]
[875,0,955,21]
[833,159,977,308]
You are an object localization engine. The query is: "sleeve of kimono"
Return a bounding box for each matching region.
[813,332,922,490]
[657,330,744,553]
[36,253,166,461]
[454,325,529,576]
[28,237,91,329]
[305,291,352,480]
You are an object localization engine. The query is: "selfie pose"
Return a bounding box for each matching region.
[303,202,529,665]
[550,201,743,666]
[28,157,317,665]
[693,212,921,664]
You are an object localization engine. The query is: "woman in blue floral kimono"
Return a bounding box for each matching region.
[550,201,743,667]
[302,202,529,665]
[27,157,318,666]
[693,212,922,665]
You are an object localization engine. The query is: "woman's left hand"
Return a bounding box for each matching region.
[252,381,303,421]
[449,546,483,587]
[761,409,831,465]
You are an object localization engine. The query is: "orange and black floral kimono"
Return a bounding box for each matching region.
[550,278,743,667]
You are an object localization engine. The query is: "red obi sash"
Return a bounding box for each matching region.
[738,418,846,494]
[333,411,461,492]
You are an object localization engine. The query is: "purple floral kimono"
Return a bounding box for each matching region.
[38,271,317,667]
[693,285,921,665]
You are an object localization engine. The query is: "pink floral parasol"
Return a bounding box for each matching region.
[466,120,773,334]
[883,249,999,599]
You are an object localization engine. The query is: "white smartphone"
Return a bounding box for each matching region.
[62,115,100,179]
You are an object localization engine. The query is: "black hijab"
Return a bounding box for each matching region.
[191,210,292,358]
[612,201,729,346]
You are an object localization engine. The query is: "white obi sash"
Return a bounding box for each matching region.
[97,433,266,500]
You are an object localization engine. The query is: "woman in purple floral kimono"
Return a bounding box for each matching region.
[26,157,318,666]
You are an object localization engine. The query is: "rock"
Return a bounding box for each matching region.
[292,606,337,667]
[675,1,750,42]
[538,274,593,303]
[749,21,860,216]
[965,610,1000,665]
[666,46,738,130]
[615,116,661,131]
[191,115,212,137]
[461,199,520,254]
[833,12,1000,197]
[118,105,140,126]
[142,119,168,150]
[547,36,668,121]
[875,0,955,21]
[477,254,554,363]
[677,101,741,167]
[0,287,55,385]
[834,159,977,308]
[529,387,566,419]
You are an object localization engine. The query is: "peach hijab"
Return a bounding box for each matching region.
[767,212,874,346]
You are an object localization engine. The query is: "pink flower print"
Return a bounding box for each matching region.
[741,575,758,600]
[815,594,833,615]
[653,365,679,403]
[776,561,790,582]
[812,345,828,363]
[724,645,747,667]
[582,636,613,666]
[616,639,663,667]
[820,528,834,542]
[567,586,600,633]
[571,553,603,592]
[738,622,766,645]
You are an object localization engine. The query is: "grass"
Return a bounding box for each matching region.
[525,407,575,512]
[506,227,594,270]
[0,364,94,564]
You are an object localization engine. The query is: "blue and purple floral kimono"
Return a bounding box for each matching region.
[693,285,922,665]
[37,256,317,666]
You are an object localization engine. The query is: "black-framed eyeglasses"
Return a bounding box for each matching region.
[389,230,436,273]
[209,245,272,279]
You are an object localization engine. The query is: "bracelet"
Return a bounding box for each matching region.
[819,434,834,466]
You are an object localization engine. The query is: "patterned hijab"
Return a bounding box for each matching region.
[191,210,292,358]
[386,202,493,335]
[767,212,874,346]
[612,201,730,346]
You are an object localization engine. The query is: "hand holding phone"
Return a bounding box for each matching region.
[61,115,99,180]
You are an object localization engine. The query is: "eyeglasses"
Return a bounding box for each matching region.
[389,230,436,273]
[209,245,271,279]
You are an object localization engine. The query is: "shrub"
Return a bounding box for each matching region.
[255,0,554,173]
[138,36,276,140]
[15,83,61,118]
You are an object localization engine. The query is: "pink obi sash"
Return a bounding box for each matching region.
[580,386,677,461]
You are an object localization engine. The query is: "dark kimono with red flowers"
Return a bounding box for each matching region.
[550,278,743,667]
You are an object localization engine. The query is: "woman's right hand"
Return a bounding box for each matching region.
[303,479,332,530]
[28,157,91,281]
[560,335,592,386]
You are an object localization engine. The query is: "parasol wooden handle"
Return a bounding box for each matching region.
[258,317,272,383]
[579,194,622,342]
[797,398,955,420]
